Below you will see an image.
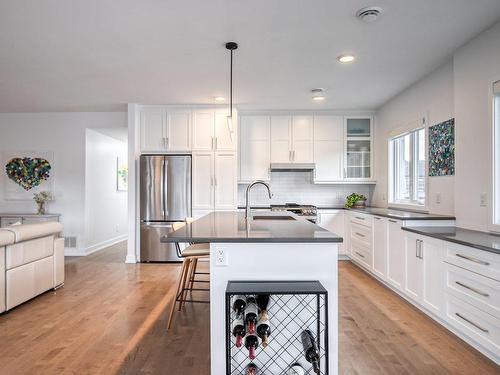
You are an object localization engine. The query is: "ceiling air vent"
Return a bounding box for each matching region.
[356,6,383,22]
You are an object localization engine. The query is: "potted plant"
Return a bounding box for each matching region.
[345,193,367,208]
[33,191,53,215]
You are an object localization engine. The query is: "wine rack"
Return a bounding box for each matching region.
[225,281,328,375]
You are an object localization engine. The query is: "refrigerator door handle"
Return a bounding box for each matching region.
[163,158,169,219]
[160,159,165,218]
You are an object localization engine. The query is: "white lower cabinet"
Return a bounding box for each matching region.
[372,216,387,279]
[387,219,405,291]
[404,232,445,317]
[317,210,344,255]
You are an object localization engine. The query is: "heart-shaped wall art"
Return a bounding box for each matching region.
[5,157,52,191]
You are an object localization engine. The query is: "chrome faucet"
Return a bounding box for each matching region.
[245,180,272,220]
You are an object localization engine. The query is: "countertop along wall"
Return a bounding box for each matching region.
[0,112,127,255]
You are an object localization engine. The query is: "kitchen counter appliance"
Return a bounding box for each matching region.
[140,154,191,262]
[270,203,317,223]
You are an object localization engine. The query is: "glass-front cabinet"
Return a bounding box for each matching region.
[344,116,373,180]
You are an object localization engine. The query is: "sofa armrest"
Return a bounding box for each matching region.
[54,237,65,287]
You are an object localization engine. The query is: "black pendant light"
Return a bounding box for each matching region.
[225,41,238,137]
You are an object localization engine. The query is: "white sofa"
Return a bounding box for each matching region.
[0,221,64,313]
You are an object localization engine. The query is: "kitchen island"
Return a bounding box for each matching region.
[162,211,342,374]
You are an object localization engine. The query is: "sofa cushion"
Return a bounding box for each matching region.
[6,236,54,270]
[5,222,63,242]
[0,229,15,247]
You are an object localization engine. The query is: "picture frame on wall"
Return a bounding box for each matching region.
[117,156,128,192]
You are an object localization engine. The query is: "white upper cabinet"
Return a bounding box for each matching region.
[214,152,238,210]
[313,115,343,182]
[239,116,271,182]
[344,116,373,180]
[140,108,167,151]
[270,115,292,163]
[214,110,237,151]
[291,116,314,163]
[166,110,191,151]
[192,152,215,210]
[192,110,215,151]
[140,106,192,152]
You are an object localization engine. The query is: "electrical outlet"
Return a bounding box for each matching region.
[480,193,487,207]
[215,248,228,266]
[435,193,441,204]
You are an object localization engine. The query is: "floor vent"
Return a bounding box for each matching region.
[64,236,77,248]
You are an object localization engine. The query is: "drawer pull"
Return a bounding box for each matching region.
[355,216,365,220]
[355,232,365,238]
[374,217,381,220]
[455,313,489,333]
[455,281,489,297]
[388,219,398,223]
[455,253,490,266]
[355,251,365,259]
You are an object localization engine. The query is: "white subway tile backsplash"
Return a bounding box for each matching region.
[238,172,373,207]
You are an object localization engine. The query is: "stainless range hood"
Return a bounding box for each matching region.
[270,163,315,172]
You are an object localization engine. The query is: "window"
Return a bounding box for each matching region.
[493,81,500,225]
[389,127,426,206]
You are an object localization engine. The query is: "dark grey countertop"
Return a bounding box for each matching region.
[161,211,343,243]
[347,207,455,221]
[402,226,500,255]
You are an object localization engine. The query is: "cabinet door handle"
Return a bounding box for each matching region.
[455,253,490,266]
[162,137,167,148]
[166,137,169,149]
[212,137,214,151]
[355,232,365,238]
[374,217,381,220]
[293,150,295,161]
[455,281,489,297]
[355,216,365,221]
[215,137,218,151]
[355,251,365,259]
[419,240,423,259]
[289,150,292,161]
[388,219,398,223]
[455,313,489,333]
[415,239,419,258]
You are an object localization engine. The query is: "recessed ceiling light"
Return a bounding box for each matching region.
[311,88,325,101]
[356,6,383,22]
[214,96,225,102]
[337,55,355,64]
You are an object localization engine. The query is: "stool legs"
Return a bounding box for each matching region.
[167,257,190,329]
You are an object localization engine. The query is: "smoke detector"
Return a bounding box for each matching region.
[356,6,383,22]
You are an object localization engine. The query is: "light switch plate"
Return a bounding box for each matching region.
[480,193,487,207]
[215,248,228,266]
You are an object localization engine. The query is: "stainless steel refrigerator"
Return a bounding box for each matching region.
[140,154,191,262]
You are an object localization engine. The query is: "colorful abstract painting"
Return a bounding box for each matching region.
[429,118,455,176]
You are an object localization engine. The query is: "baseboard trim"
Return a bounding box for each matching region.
[65,235,127,257]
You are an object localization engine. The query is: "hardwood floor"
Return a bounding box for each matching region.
[0,244,498,374]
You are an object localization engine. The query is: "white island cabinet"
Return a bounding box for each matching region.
[162,211,341,375]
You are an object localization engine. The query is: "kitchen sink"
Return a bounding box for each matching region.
[252,215,296,221]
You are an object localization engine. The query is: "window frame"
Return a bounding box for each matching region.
[388,118,428,211]
[490,80,500,232]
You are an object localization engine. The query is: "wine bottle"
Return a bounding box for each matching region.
[288,363,305,375]
[232,313,246,348]
[301,330,320,374]
[245,363,258,375]
[233,295,247,316]
[244,296,258,334]
[256,310,271,347]
[256,294,270,313]
[244,333,259,360]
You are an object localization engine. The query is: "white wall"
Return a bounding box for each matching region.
[84,128,128,254]
[0,112,127,255]
[454,21,500,232]
[372,61,455,215]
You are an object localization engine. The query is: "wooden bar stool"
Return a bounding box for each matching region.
[167,219,210,330]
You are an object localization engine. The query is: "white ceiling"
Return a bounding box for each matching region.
[1,0,500,112]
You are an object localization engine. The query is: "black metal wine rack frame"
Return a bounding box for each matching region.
[225,281,329,375]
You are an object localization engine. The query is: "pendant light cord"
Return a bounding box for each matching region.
[230,49,233,118]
